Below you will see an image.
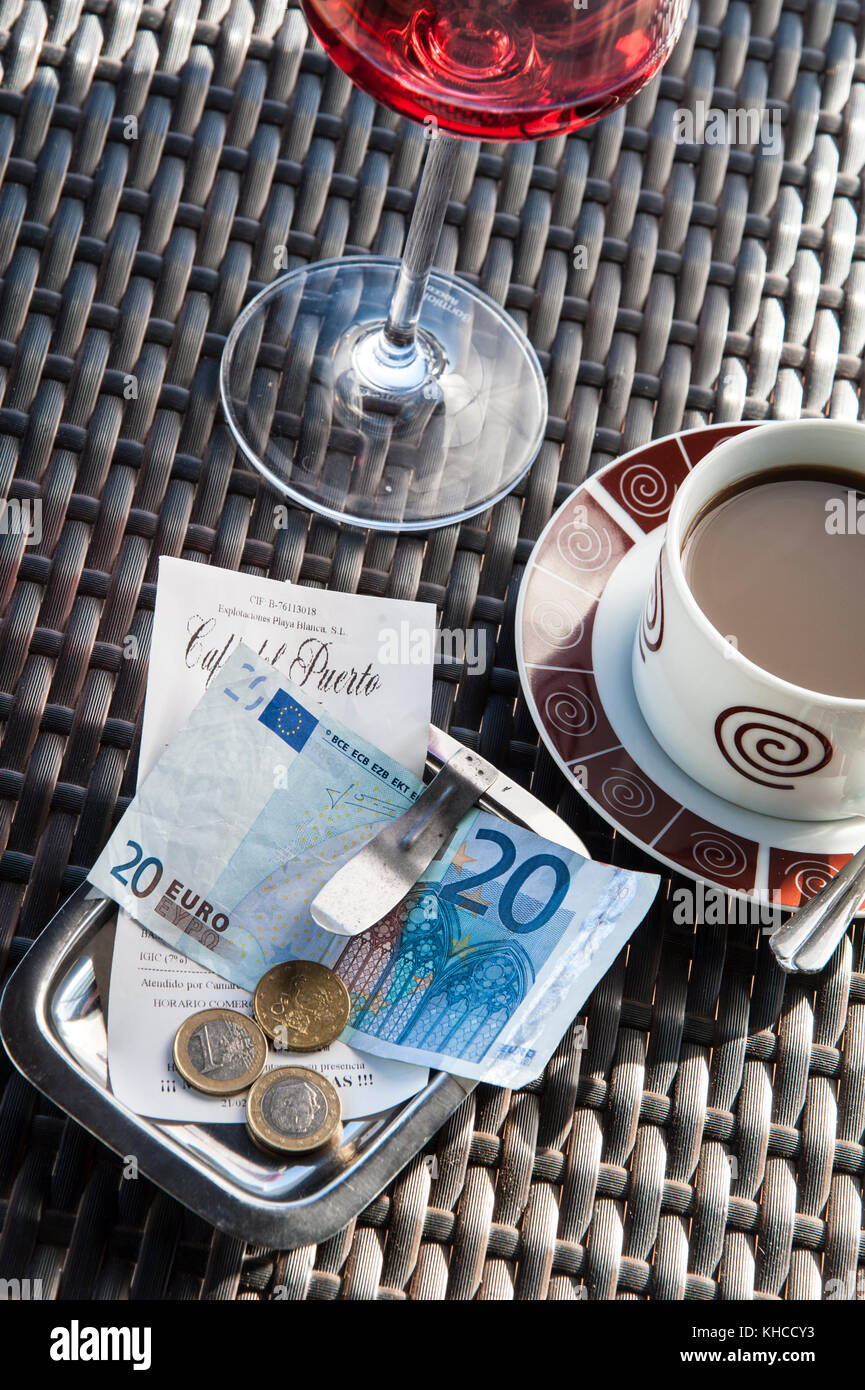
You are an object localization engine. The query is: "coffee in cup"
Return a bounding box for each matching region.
[680,465,865,699]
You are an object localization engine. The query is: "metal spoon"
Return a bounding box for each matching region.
[769,842,865,972]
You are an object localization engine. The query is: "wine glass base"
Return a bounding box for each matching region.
[220,256,548,532]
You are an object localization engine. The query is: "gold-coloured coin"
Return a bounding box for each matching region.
[246,1066,342,1155]
[173,1008,267,1097]
[253,960,350,1052]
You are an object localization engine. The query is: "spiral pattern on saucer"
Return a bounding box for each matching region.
[544,686,597,738]
[599,767,656,817]
[618,463,672,519]
[530,597,584,649]
[689,831,749,878]
[714,706,833,790]
[556,516,612,572]
[637,554,664,662]
[788,860,838,900]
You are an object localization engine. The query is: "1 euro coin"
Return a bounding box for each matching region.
[173,1008,267,1097]
[246,1066,342,1155]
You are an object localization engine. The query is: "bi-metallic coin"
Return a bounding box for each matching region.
[246,1066,342,1154]
[173,1008,267,1097]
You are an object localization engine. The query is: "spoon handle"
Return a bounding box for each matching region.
[770,842,865,973]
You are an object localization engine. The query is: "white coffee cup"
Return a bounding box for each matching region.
[631,420,865,821]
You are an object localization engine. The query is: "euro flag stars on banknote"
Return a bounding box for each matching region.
[89,645,660,1088]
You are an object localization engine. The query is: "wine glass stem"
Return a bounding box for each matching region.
[379,131,462,363]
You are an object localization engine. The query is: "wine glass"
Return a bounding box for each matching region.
[221,0,689,531]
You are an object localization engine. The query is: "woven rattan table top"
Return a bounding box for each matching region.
[0,0,864,1302]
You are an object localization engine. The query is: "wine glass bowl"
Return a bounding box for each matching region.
[301,0,690,139]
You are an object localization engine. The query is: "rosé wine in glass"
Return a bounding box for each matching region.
[301,0,685,139]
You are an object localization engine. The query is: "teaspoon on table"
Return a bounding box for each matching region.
[770,841,865,972]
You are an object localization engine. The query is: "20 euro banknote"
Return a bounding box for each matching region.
[89,645,660,1085]
[89,645,425,992]
[338,811,659,1085]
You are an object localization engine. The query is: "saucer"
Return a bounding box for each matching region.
[516,424,865,907]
